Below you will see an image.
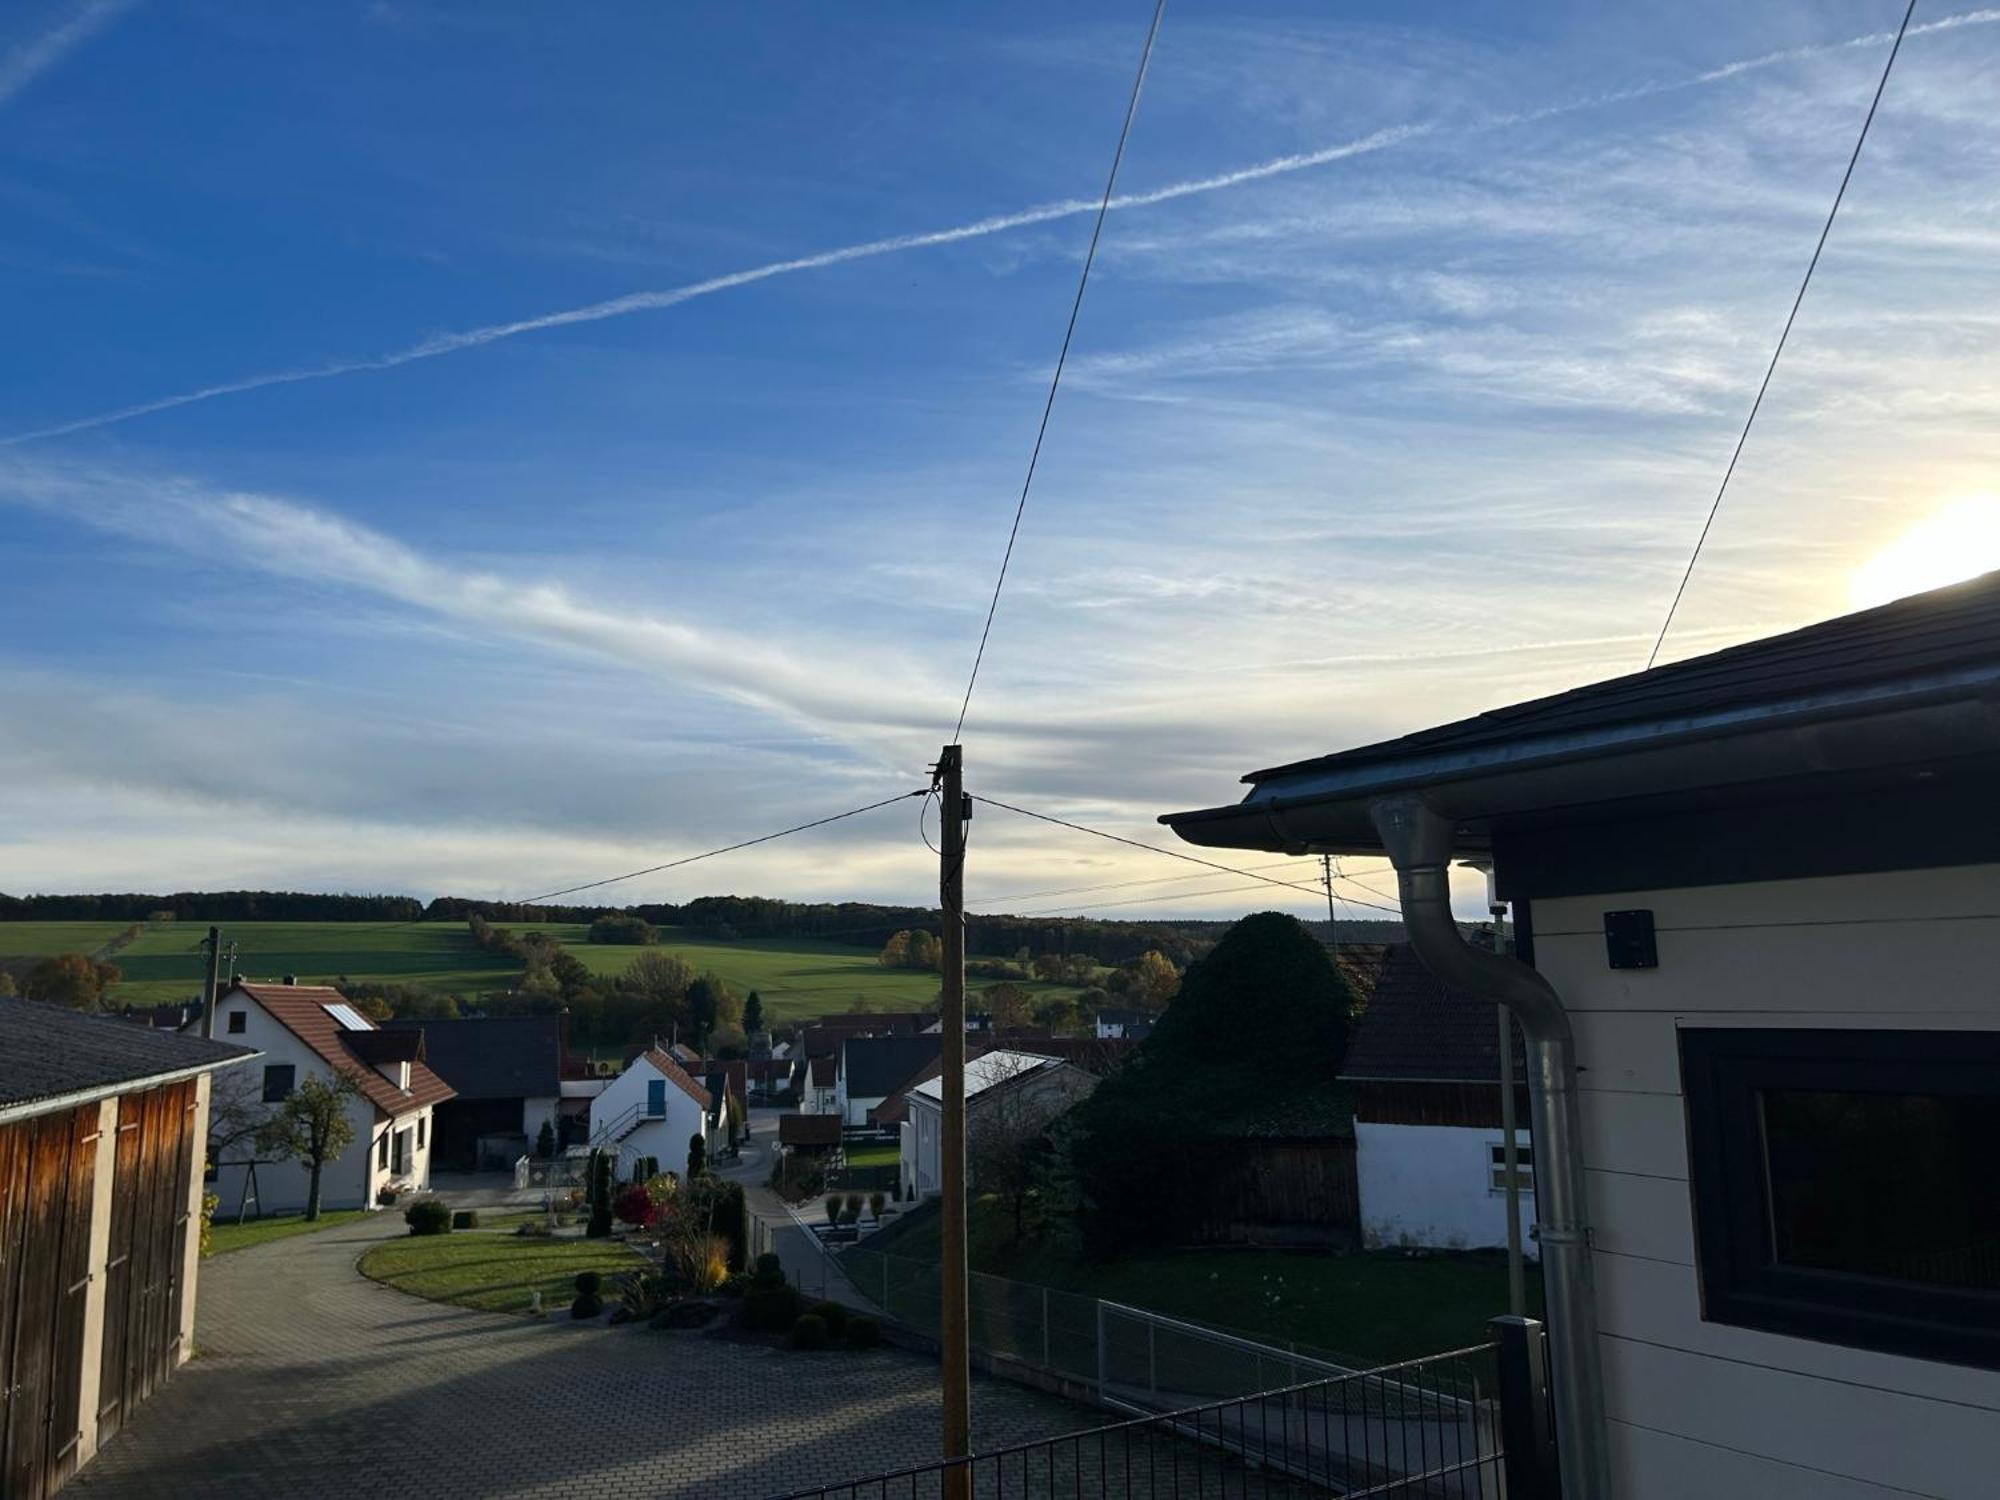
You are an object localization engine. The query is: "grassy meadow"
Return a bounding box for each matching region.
[3,918,1081,1024]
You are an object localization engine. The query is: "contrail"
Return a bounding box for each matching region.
[8,7,1994,447]
[0,0,135,108]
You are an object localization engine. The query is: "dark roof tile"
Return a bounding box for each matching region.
[0,998,255,1112]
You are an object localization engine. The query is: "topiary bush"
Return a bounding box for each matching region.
[450,1209,479,1230]
[741,1283,801,1333]
[403,1198,451,1236]
[806,1299,849,1338]
[754,1251,783,1281]
[718,1271,751,1299]
[586,1150,614,1238]
[869,1191,886,1221]
[575,1270,602,1298]
[571,1294,604,1320]
[789,1313,829,1350]
[846,1315,881,1350]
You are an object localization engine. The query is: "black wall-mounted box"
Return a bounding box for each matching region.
[1604,909,1658,970]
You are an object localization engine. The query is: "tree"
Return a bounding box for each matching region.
[547,951,593,999]
[206,1067,272,1181]
[536,1118,557,1159]
[256,1071,361,1222]
[877,931,912,968]
[22,952,119,1009]
[625,950,696,1004]
[742,989,765,1035]
[983,982,1033,1031]
[969,1053,1068,1240]
[587,913,657,945]
[1125,950,1181,1012]
[687,1131,707,1181]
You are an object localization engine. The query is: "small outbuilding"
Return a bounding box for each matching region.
[0,998,254,1498]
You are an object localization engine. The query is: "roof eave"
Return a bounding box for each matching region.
[0,1049,261,1129]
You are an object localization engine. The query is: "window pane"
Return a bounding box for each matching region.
[1762,1088,2000,1291]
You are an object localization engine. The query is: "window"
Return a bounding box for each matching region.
[226,1010,246,1035]
[416,1114,426,1149]
[392,1129,410,1177]
[378,1132,389,1169]
[1682,1027,2000,1370]
[261,1064,294,1103]
[1488,1140,1534,1193]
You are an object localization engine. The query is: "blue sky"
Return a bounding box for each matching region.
[5,1,2000,918]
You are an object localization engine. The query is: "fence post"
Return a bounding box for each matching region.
[1041,1286,1050,1370]
[1147,1319,1157,1404]
[882,1253,890,1313]
[1492,1315,1561,1499]
[1096,1301,1107,1394]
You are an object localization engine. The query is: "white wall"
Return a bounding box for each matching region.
[1355,1121,1537,1258]
[1531,863,2000,1500]
[207,992,430,1214]
[589,1054,706,1172]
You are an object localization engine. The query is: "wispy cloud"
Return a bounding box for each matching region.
[8,7,1993,446]
[0,0,132,109]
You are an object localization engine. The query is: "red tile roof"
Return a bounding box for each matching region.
[229,983,455,1118]
[641,1047,712,1110]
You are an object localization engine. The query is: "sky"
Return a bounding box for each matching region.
[4,0,2000,923]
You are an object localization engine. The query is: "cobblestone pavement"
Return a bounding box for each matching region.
[74,1210,1101,1499]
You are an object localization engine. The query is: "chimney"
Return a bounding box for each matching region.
[282,974,298,986]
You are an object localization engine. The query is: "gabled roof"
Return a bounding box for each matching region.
[779,1112,843,1148]
[910,1050,1063,1105]
[380,1015,561,1099]
[1337,944,1524,1085]
[227,982,456,1118]
[808,1055,836,1087]
[840,1034,941,1098]
[1,998,256,1116]
[638,1047,712,1110]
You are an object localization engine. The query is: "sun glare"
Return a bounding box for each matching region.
[1851,496,2000,610]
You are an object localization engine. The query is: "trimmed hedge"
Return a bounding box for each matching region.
[806,1299,849,1338]
[403,1199,451,1236]
[846,1315,882,1350]
[789,1313,829,1350]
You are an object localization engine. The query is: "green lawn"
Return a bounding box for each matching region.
[3,918,1084,1024]
[855,1197,1538,1367]
[358,1227,643,1314]
[207,1209,371,1256]
[844,1142,900,1169]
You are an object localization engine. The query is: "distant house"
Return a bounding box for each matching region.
[1161,571,2000,1499]
[836,1034,941,1127]
[901,1050,1096,1200]
[0,999,254,1498]
[587,1047,711,1175]
[800,1054,838,1114]
[1337,943,1535,1257]
[206,981,455,1215]
[1093,1007,1154,1040]
[379,1014,564,1171]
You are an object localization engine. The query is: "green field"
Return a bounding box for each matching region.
[3,919,1079,1023]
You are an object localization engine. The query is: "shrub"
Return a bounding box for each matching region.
[571,1294,604,1320]
[612,1183,657,1228]
[450,1209,479,1230]
[575,1270,603,1297]
[869,1191,886,1221]
[824,1194,842,1225]
[789,1313,829,1350]
[666,1233,730,1292]
[616,1271,672,1321]
[844,1193,863,1224]
[403,1198,451,1236]
[846,1315,882,1350]
[806,1299,849,1338]
[586,1151,614,1238]
[753,1251,783,1282]
[718,1272,751,1299]
[742,1284,801,1333]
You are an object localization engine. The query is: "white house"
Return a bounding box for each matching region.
[1163,572,2000,1500]
[1338,942,1537,1259]
[379,1014,566,1170]
[800,1054,838,1115]
[207,981,454,1216]
[835,1034,939,1128]
[1093,1008,1154,1040]
[587,1047,711,1177]
[900,1050,1096,1200]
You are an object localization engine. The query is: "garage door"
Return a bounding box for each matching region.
[0,1103,100,1500]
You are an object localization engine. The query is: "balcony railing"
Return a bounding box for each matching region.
[764,1341,1507,1499]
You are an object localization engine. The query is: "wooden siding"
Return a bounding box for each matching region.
[1194,1141,1359,1247]
[0,1104,100,1500]
[1351,1080,1529,1128]
[95,1080,197,1452]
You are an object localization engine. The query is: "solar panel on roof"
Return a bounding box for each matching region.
[322,1002,372,1031]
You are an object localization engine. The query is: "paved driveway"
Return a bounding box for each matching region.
[75,1211,1095,1499]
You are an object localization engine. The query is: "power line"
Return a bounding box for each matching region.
[982,858,1309,906]
[1014,878,1318,917]
[514,789,931,904]
[968,792,1405,914]
[1646,0,1917,670]
[950,0,1167,742]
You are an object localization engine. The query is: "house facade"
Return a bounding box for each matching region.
[835,1034,940,1128]
[587,1047,711,1176]
[206,981,454,1216]
[1339,942,1537,1258]
[1164,573,2000,1500]
[900,1050,1096,1200]
[1,999,254,1498]
[380,1014,564,1171]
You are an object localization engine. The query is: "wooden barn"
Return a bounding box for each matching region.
[0,999,254,1499]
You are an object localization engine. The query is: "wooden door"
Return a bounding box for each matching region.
[0,1104,98,1500]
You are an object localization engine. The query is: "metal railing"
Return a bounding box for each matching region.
[763,1342,1504,1498]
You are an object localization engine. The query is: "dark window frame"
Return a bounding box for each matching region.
[226,1010,246,1035]
[1682,1026,2000,1371]
[261,1064,295,1103]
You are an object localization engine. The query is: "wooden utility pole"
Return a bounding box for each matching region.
[199,924,222,1039]
[934,744,971,1494]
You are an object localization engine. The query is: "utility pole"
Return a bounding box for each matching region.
[199,925,222,1039]
[933,744,971,1496]
[1320,854,1339,953]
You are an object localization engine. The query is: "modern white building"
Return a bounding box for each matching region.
[586,1046,712,1176]
[207,981,454,1216]
[1164,572,2000,1500]
[900,1050,1096,1200]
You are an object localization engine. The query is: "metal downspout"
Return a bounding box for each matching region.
[1369,794,1612,1500]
